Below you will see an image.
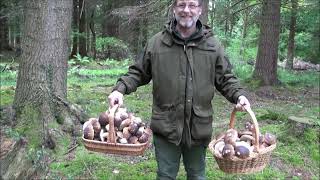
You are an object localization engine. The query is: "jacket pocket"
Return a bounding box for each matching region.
[150,108,175,137]
[191,106,213,140]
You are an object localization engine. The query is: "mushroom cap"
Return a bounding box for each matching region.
[224,131,237,146]
[122,127,131,139]
[91,118,101,137]
[84,123,94,140]
[128,136,139,144]
[214,140,225,156]
[83,120,93,131]
[136,126,145,138]
[138,133,149,143]
[128,122,139,135]
[238,130,253,136]
[98,111,109,126]
[222,144,235,159]
[119,138,128,144]
[245,121,255,131]
[264,133,276,145]
[235,145,250,159]
[114,115,123,128]
[240,134,255,145]
[119,118,132,130]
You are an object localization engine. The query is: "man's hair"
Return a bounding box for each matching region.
[173,0,203,6]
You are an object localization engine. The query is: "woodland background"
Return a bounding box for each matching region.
[0,0,319,179]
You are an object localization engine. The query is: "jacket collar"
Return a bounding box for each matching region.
[161,19,213,47]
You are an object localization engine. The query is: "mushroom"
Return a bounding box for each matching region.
[122,127,131,139]
[119,118,132,130]
[136,126,145,138]
[240,134,255,145]
[100,129,109,142]
[128,122,139,135]
[83,123,94,140]
[116,131,124,139]
[83,120,93,131]
[105,124,109,132]
[98,111,109,126]
[238,130,253,137]
[138,133,149,143]
[245,121,255,132]
[114,115,123,128]
[118,138,128,144]
[128,136,139,144]
[264,133,276,145]
[91,118,101,138]
[214,140,225,156]
[133,117,142,126]
[224,129,238,146]
[222,144,235,159]
[235,145,250,159]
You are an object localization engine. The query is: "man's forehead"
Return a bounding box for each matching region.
[176,0,199,4]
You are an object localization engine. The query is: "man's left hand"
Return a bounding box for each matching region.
[236,95,250,111]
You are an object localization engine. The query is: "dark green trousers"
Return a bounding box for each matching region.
[153,134,207,180]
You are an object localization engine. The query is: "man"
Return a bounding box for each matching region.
[108,0,250,179]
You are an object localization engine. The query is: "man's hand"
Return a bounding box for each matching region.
[236,95,250,111]
[108,90,123,107]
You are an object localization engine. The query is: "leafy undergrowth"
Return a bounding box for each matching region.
[0,59,319,179]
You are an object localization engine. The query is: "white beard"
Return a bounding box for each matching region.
[175,14,200,28]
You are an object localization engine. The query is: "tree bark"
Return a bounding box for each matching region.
[285,0,297,70]
[200,0,209,24]
[239,1,249,61]
[70,0,79,59]
[14,0,75,149]
[253,0,281,85]
[89,9,96,59]
[79,0,87,56]
[0,16,10,51]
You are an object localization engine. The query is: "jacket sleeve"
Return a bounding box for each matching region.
[112,43,152,95]
[214,45,247,104]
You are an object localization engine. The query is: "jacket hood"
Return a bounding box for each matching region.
[163,18,213,44]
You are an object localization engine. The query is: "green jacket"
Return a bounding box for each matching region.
[113,20,246,146]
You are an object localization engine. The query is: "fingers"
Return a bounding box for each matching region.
[236,95,251,111]
[108,91,124,107]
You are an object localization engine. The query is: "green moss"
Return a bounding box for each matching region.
[16,105,42,149]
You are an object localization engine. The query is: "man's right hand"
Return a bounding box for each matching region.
[108,90,124,107]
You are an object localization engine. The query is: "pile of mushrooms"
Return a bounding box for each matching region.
[214,122,276,159]
[83,107,151,144]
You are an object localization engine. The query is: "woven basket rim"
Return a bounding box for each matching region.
[208,139,276,161]
[82,135,150,147]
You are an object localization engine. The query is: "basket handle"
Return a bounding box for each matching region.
[229,106,260,152]
[107,104,119,144]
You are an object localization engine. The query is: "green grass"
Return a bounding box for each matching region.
[1,59,319,179]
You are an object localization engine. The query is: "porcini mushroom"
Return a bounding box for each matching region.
[138,133,149,143]
[222,144,235,159]
[100,129,109,142]
[128,122,139,135]
[98,111,109,126]
[264,133,276,145]
[235,145,250,159]
[91,118,101,138]
[84,123,94,140]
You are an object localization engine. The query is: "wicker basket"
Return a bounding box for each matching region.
[209,107,276,174]
[83,105,152,156]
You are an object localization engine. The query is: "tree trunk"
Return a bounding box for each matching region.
[0,16,10,51]
[253,0,281,85]
[210,0,215,27]
[70,0,79,59]
[285,0,297,70]
[200,0,209,24]
[89,10,96,59]
[239,1,249,61]
[79,0,87,56]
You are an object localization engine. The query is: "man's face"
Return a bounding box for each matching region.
[173,0,202,29]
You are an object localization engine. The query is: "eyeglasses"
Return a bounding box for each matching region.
[175,3,200,10]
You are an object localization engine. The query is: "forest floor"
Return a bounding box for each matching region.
[0,56,319,179]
